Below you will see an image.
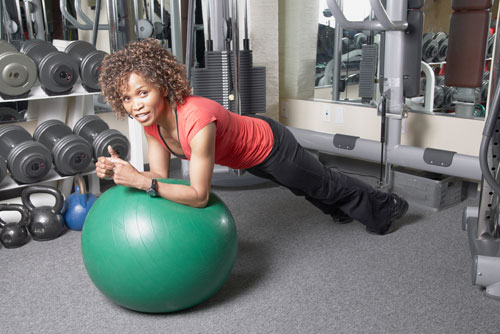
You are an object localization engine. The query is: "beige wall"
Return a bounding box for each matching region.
[278,0,318,100]
[281,99,484,157]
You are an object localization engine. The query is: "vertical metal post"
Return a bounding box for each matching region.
[133,0,140,40]
[15,0,25,40]
[185,0,196,81]
[92,0,103,46]
[170,0,183,59]
[106,0,119,51]
[23,0,34,39]
[231,0,240,115]
[40,0,50,40]
[331,0,343,101]
[0,0,4,40]
[150,0,154,27]
[384,0,406,148]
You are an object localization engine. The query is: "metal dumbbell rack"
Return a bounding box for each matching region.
[0,39,103,196]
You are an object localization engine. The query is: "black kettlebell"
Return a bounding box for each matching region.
[21,185,66,241]
[0,203,30,248]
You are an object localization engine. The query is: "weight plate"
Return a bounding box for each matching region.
[23,40,58,66]
[52,135,93,175]
[0,124,33,158]
[8,140,52,184]
[65,40,97,64]
[0,155,6,184]
[136,19,154,39]
[0,40,17,54]
[0,52,37,97]
[38,51,79,94]
[80,50,107,91]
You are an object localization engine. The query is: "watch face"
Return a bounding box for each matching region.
[147,179,158,197]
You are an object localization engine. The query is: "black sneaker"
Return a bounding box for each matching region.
[366,193,409,235]
[331,212,354,224]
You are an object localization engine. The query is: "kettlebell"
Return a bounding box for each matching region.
[21,185,66,241]
[0,203,30,248]
[64,175,97,231]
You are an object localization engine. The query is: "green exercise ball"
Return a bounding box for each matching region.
[81,179,238,313]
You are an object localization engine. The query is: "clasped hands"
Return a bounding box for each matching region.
[95,145,142,188]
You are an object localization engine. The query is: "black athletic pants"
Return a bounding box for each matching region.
[246,116,393,232]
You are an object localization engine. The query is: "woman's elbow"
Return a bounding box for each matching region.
[192,193,210,208]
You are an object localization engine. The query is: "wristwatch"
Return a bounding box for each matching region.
[146,179,158,197]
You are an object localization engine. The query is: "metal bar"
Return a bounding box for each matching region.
[331,0,343,101]
[106,0,119,52]
[24,0,34,39]
[40,0,50,40]
[92,0,102,46]
[170,0,183,59]
[231,0,240,115]
[133,0,140,40]
[74,0,108,29]
[185,0,195,81]
[15,0,25,39]
[288,126,482,181]
[150,0,154,27]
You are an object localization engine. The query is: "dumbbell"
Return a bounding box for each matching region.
[0,101,27,123]
[422,32,438,63]
[433,86,444,109]
[73,115,130,160]
[0,204,30,248]
[64,40,108,92]
[441,86,455,108]
[433,32,448,62]
[0,39,37,99]
[20,39,79,96]
[33,119,93,176]
[0,124,52,183]
[0,155,6,184]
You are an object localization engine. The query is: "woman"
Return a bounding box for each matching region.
[96,38,408,235]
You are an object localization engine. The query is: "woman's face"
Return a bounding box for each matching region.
[120,72,168,126]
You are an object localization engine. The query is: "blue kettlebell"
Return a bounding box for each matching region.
[64,175,97,231]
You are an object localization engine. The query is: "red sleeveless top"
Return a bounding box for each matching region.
[144,96,273,169]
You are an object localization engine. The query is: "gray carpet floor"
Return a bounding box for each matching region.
[1,160,500,334]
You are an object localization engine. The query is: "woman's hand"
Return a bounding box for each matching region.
[95,147,115,180]
[96,146,149,190]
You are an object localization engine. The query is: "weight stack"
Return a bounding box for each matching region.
[191,50,266,115]
[191,51,233,111]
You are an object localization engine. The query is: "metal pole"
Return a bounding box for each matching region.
[133,0,140,40]
[15,0,25,40]
[41,0,50,40]
[170,0,183,59]
[92,0,102,47]
[331,0,343,101]
[231,0,240,115]
[106,0,119,52]
[185,0,195,81]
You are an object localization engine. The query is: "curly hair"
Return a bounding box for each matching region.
[99,38,191,118]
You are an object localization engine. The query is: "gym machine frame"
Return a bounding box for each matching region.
[292,0,498,300]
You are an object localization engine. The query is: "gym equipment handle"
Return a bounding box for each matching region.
[21,185,64,214]
[325,0,408,31]
[0,203,28,228]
